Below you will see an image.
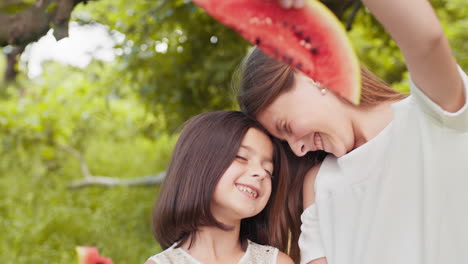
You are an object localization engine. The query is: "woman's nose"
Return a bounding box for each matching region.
[289,139,307,157]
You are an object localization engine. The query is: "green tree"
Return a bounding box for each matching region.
[72,0,467,129]
[73,0,250,131]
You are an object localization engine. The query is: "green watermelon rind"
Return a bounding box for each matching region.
[304,0,361,105]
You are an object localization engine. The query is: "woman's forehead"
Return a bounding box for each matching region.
[256,110,282,138]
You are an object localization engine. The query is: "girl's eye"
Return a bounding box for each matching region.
[265,166,274,177]
[236,155,247,161]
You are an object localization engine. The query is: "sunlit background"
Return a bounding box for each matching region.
[0,0,467,262]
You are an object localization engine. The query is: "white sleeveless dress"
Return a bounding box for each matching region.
[147,240,279,264]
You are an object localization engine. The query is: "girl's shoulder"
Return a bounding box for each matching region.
[243,240,293,264]
[276,251,294,264]
[146,243,200,264]
[245,240,278,260]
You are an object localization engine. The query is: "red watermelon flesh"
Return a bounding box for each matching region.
[76,246,114,264]
[192,0,361,104]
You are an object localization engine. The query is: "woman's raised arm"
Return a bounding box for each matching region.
[361,0,464,112]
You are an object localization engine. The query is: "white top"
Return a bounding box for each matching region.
[299,66,468,264]
[147,239,279,264]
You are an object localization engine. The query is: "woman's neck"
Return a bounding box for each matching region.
[181,221,245,263]
[351,101,396,149]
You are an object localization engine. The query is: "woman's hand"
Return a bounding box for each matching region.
[278,0,305,9]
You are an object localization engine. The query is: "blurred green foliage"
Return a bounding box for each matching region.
[0,60,177,263]
[0,0,467,262]
[349,0,467,91]
[0,0,35,14]
[73,0,249,131]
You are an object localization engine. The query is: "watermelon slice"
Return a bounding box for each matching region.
[76,246,114,264]
[192,0,361,104]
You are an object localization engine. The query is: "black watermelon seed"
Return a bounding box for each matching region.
[255,38,261,45]
[311,47,318,55]
[295,31,303,38]
[304,36,311,43]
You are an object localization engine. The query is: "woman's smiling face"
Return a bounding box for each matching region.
[257,72,356,158]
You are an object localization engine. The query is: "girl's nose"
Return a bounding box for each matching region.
[250,163,268,179]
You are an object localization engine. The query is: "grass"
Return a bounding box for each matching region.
[0,135,177,263]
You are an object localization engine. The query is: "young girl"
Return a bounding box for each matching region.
[237,0,468,264]
[145,111,294,264]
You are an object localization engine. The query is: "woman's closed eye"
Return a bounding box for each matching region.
[285,122,293,134]
[280,120,292,135]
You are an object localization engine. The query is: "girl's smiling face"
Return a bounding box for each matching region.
[211,128,274,224]
[257,72,356,158]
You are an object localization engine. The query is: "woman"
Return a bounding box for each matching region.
[237,0,468,263]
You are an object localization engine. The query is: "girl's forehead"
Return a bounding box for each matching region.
[241,128,273,150]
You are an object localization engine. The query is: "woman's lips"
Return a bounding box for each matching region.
[314,132,324,151]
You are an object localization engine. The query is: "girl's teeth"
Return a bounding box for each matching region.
[237,185,258,198]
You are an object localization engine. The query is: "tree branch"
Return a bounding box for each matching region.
[4,44,25,81]
[0,0,96,81]
[320,0,356,19]
[59,145,166,189]
[68,172,166,189]
[60,144,92,178]
[345,0,362,31]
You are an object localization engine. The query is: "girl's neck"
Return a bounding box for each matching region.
[351,100,396,149]
[181,221,245,263]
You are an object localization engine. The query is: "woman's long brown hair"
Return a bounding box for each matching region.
[235,47,407,263]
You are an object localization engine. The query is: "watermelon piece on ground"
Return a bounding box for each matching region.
[192,0,361,105]
[76,246,114,264]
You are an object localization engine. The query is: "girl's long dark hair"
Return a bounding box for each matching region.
[153,111,290,253]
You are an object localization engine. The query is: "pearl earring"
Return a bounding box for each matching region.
[320,88,327,95]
